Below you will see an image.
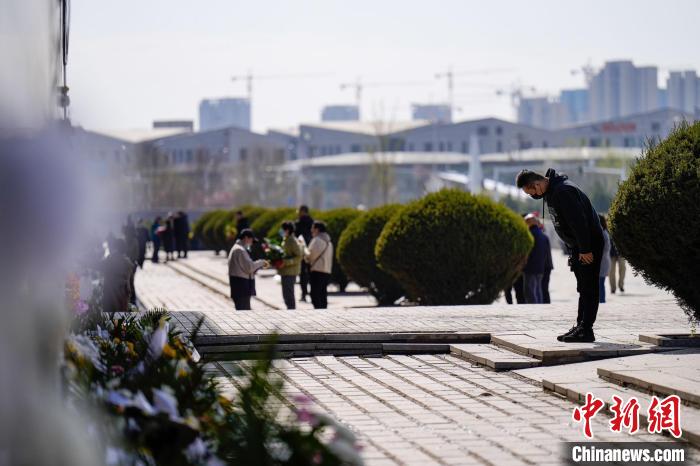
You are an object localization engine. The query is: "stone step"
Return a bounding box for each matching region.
[491,331,674,365]
[515,351,700,447]
[450,343,541,370]
[596,349,700,408]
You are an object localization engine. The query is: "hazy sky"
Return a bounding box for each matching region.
[70,0,700,133]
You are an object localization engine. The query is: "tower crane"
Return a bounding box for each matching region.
[338,78,432,119]
[435,67,515,115]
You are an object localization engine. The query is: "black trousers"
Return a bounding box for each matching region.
[309,271,330,309]
[542,269,551,304]
[299,262,311,298]
[230,275,254,310]
[571,243,603,329]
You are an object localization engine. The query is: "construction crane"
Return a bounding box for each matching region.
[435,67,516,115]
[495,84,538,109]
[570,61,596,85]
[231,71,331,100]
[339,78,432,118]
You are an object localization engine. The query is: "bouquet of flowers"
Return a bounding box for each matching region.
[262,238,285,269]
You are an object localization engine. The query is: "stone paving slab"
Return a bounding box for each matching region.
[639,333,700,347]
[451,344,541,370]
[491,331,680,365]
[211,354,700,465]
[595,349,700,407]
[515,351,700,447]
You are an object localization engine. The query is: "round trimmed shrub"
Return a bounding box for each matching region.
[250,207,296,240]
[337,204,406,305]
[212,210,236,253]
[317,208,362,291]
[375,189,533,305]
[609,122,700,322]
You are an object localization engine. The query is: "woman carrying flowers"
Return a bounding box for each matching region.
[276,221,302,309]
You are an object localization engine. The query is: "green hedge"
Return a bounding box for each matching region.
[337,204,405,305]
[192,210,220,249]
[376,189,533,305]
[250,207,297,240]
[317,208,362,291]
[609,122,700,321]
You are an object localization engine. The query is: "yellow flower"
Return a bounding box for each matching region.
[162,343,176,359]
[113,337,121,345]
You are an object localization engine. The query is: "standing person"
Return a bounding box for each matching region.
[123,223,140,306]
[598,214,612,303]
[150,216,162,263]
[541,220,554,304]
[100,238,134,313]
[294,205,314,302]
[135,218,149,268]
[517,168,604,342]
[162,214,175,262]
[174,211,190,259]
[276,221,302,309]
[228,229,267,310]
[305,221,333,309]
[522,214,547,304]
[609,239,626,294]
[235,210,249,233]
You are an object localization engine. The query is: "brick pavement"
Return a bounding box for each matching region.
[135,251,699,465]
[211,355,700,465]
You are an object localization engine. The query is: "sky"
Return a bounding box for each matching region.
[69,0,700,133]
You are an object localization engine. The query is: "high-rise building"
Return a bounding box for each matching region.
[321,105,359,122]
[667,70,700,114]
[517,97,567,129]
[199,98,251,131]
[411,104,452,123]
[559,89,589,125]
[588,61,660,121]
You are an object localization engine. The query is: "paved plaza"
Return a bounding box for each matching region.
[135,251,700,465]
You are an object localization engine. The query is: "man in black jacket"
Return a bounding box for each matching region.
[294,205,314,302]
[516,168,604,342]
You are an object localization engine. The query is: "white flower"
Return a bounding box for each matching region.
[152,387,180,421]
[148,319,169,359]
[105,446,131,465]
[133,391,155,416]
[106,390,131,408]
[185,437,208,461]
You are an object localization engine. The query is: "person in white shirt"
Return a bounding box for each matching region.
[304,221,333,309]
[228,229,267,310]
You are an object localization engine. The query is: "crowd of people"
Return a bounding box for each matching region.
[226,205,334,311]
[99,212,191,312]
[100,173,628,346]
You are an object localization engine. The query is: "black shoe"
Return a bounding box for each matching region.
[557,325,580,342]
[611,289,616,294]
[562,327,595,343]
[620,287,625,293]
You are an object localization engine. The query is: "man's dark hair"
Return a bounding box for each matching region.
[236,210,244,216]
[238,228,255,239]
[312,220,327,233]
[515,170,546,188]
[281,221,295,235]
[298,205,309,214]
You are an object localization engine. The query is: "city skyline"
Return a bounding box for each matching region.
[69,0,700,133]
